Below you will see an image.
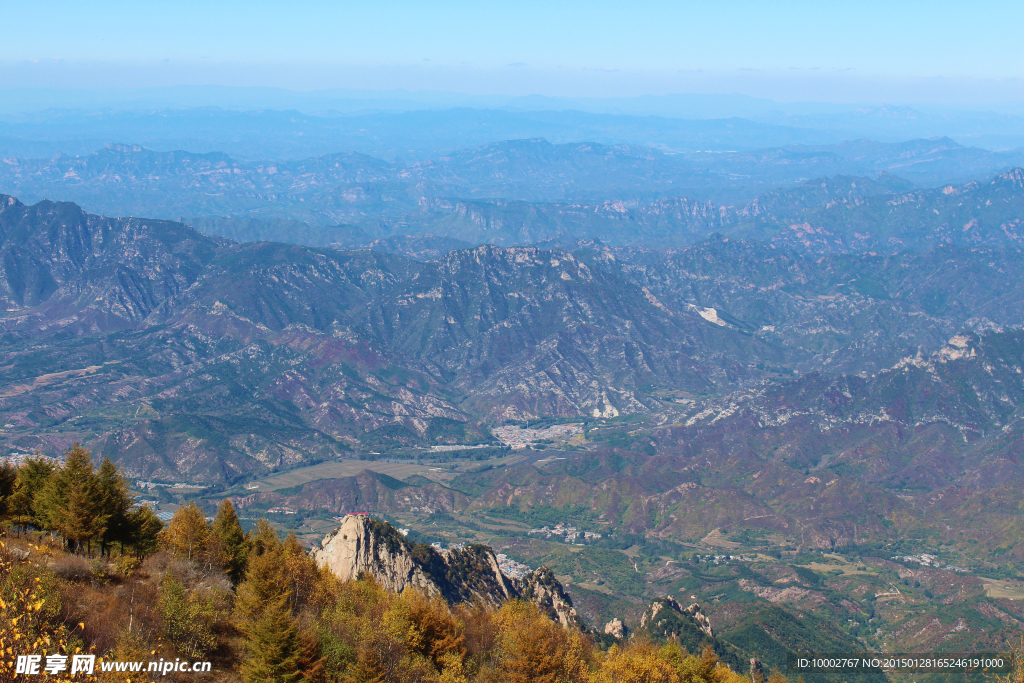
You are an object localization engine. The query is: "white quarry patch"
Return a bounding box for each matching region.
[756,409,795,427]
[688,304,727,326]
[936,344,977,362]
[710,403,740,424]
[948,333,971,348]
[893,353,930,371]
[589,391,620,418]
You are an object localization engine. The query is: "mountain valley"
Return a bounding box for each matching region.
[2,137,1024,676]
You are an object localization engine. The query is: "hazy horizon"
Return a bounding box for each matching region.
[4,0,1024,106]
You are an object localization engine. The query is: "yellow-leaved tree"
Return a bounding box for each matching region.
[484,599,590,683]
[0,541,84,682]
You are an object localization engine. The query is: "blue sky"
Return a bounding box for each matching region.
[3,0,1024,103]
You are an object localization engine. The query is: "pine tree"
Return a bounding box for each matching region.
[96,457,133,556]
[126,504,163,557]
[211,498,248,582]
[235,535,305,683]
[235,535,287,615]
[239,590,304,683]
[247,518,283,559]
[0,462,16,520]
[159,501,212,565]
[56,483,108,554]
[281,532,323,613]
[7,457,55,532]
[34,444,107,553]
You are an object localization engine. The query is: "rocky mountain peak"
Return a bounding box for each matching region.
[517,566,583,629]
[603,618,628,640]
[995,167,1024,188]
[313,515,581,617]
[641,596,714,639]
[312,514,441,597]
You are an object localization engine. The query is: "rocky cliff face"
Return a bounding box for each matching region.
[637,597,739,667]
[313,515,581,623]
[603,618,627,640]
[312,514,440,597]
[314,515,516,607]
[641,597,714,638]
[517,566,583,629]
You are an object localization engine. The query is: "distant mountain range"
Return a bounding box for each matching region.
[3,192,1024,558]
[4,185,1024,661]
[2,138,1023,235]
[7,89,1024,682]
[3,99,1024,161]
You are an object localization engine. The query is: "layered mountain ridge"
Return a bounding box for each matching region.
[4,138,1024,253]
[4,165,1024,667]
[4,191,1024,489]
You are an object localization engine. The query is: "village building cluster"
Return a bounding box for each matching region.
[528,522,601,543]
[492,423,583,449]
[495,553,532,579]
[893,553,968,572]
[0,450,62,467]
[693,554,759,564]
[135,480,208,491]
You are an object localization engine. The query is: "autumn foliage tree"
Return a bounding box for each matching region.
[211,498,248,582]
[484,599,590,683]
[0,444,160,560]
[5,456,55,532]
[159,501,216,566]
[157,573,219,658]
[0,541,84,683]
[234,527,310,683]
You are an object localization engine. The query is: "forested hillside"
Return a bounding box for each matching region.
[1,444,773,683]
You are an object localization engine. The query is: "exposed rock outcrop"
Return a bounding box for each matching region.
[637,596,721,656]
[517,566,583,629]
[636,597,754,670]
[750,658,766,682]
[312,514,442,596]
[641,596,713,638]
[630,596,748,671]
[604,618,628,640]
[313,514,580,623]
[313,515,516,606]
